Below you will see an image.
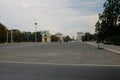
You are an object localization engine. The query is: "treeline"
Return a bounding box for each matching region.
[0,23,7,43]
[82,32,97,41]
[0,23,42,43]
[95,0,120,45]
[0,23,72,43]
[51,35,72,42]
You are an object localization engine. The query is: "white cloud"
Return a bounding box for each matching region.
[85,1,105,8]
[0,0,103,37]
[23,4,30,8]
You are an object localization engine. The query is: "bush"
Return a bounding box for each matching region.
[105,36,120,45]
[104,37,112,44]
[111,36,120,45]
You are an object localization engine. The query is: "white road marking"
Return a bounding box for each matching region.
[0,61,120,67]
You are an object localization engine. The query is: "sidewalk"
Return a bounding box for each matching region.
[85,42,120,55]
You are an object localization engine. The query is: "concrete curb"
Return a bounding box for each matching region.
[105,48,120,55]
[85,42,120,55]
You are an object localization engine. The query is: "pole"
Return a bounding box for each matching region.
[27,32,28,42]
[87,34,89,42]
[7,31,8,43]
[34,23,37,42]
[11,29,13,44]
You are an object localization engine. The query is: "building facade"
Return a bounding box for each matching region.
[40,30,51,42]
[76,32,84,42]
[55,32,64,42]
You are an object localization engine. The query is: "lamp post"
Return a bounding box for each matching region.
[34,23,37,42]
[27,32,28,42]
[6,30,8,43]
[11,29,13,44]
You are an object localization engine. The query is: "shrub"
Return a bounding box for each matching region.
[105,36,120,45]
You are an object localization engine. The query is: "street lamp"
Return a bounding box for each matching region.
[6,30,8,43]
[34,23,37,42]
[11,29,13,44]
[6,28,13,44]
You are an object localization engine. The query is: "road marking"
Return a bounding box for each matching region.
[0,61,120,67]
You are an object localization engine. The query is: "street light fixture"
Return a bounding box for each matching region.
[34,23,37,42]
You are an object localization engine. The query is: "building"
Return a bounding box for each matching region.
[76,32,84,42]
[55,32,64,42]
[40,30,51,42]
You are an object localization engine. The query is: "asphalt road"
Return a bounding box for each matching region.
[0,62,120,80]
[0,42,120,65]
[0,42,120,80]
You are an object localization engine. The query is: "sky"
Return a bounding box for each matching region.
[0,0,106,37]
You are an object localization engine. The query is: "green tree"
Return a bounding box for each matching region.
[0,23,8,43]
[22,32,42,42]
[95,0,120,41]
[82,32,94,41]
[12,29,22,42]
[64,36,71,42]
[22,32,31,42]
[51,35,58,42]
[36,32,42,42]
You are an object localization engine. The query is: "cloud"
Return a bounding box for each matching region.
[23,4,30,8]
[0,0,104,37]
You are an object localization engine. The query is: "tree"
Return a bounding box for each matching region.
[12,29,22,42]
[0,23,8,43]
[22,32,31,42]
[82,32,95,41]
[51,35,58,42]
[22,32,42,42]
[64,36,71,42]
[36,32,42,42]
[95,0,120,41]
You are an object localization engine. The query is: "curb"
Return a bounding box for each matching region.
[105,48,120,55]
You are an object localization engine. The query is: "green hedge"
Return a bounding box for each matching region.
[105,36,120,45]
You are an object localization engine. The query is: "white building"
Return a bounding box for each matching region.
[55,32,64,42]
[40,30,51,42]
[76,32,84,42]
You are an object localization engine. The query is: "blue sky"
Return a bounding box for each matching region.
[0,0,106,37]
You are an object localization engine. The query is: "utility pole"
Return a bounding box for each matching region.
[11,29,13,44]
[34,23,37,42]
[6,30,8,43]
[87,34,89,42]
[27,33,28,42]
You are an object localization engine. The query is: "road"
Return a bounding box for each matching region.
[0,42,120,65]
[0,42,120,80]
[0,62,120,80]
